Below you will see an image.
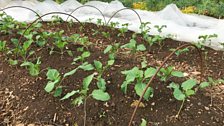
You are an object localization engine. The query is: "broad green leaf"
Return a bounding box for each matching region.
[53,87,62,97]
[23,40,33,51]
[171,71,184,77]
[47,69,60,81]
[29,65,39,76]
[44,79,59,93]
[20,62,33,67]
[107,60,115,66]
[104,45,112,54]
[136,44,146,51]
[97,78,106,91]
[91,89,110,101]
[185,89,195,96]
[8,59,18,66]
[64,67,79,78]
[144,67,156,78]
[181,79,197,91]
[83,74,95,90]
[61,90,79,100]
[135,83,153,101]
[79,64,94,71]
[199,82,210,88]
[173,88,186,101]
[140,118,147,126]
[141,60,147,68]
[73,56,81,63]
[167,82,179,89]
[121,39,136,49]
[94,60,103,71]
[81,51,90,58]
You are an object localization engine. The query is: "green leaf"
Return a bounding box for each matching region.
[79,63,94,71]
[107,60,115,66]
[97,78,106,91]
[181,79,197,91]
[8,59,18,66]
[135,83,153,101]
[136,44,146,51]
[185,89,195,96]
[121,81,130,94]
[23,40,33,51]
[72,96,84,106]
[94,60,103,71]
[44,79,60,93]
[46,69,60,81]
[20,61,33,67]
[104,45,112,54]
[171,71,184,77]
[61,90,79,100]
[173,88,186,101]
[63,67,79,78]
[140,118,147,126]
[29,65,39,76]
[168,82,179,89]
[83,74,95,90]
[199,82,210,88]
[91,89,110,101]
[53,87,62,97]
[81,51,90,58]
[144,67,156,79]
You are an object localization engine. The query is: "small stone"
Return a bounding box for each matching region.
[204,106,210,111]
[198,102,201,106]
[151,102,155,106]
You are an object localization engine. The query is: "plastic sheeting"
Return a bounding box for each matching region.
[1,0,224,50]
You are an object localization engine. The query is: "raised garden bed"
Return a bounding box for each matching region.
[0,13,224,126]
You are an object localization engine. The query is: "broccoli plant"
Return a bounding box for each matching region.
[20,57,41,76]
[158,66,184,82]
[103,43,120,60]
[121,34,146,54]
[167,79,197,118]
[121,67,156,100]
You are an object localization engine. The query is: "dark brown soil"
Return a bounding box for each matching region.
[0,22,224,126]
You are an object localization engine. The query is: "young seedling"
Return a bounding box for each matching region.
[199,77,224,106]
[102,31,110,38]
[51,30,68,55]
[72,51,91,64]
[154,25,167,33]
[158,66,184,82]
[139,22,151,39]
[170,47,189,56]
[167,79,197,118]
[103,43,120,60]
[121,67,156,100]
[20,57,41,76]
[118,23,129,37]
[121,35,146,54]
[44,62,94,97]
[109,21,119,30]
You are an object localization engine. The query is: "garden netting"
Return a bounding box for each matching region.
[1,0,224,50]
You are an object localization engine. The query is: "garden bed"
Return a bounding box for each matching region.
[0,21,224,126]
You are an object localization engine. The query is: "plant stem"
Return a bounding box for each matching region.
[176,99,185,118]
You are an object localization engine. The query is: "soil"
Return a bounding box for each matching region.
[0,22,224,126]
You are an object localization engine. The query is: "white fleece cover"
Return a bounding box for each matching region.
[1,0,224,50]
